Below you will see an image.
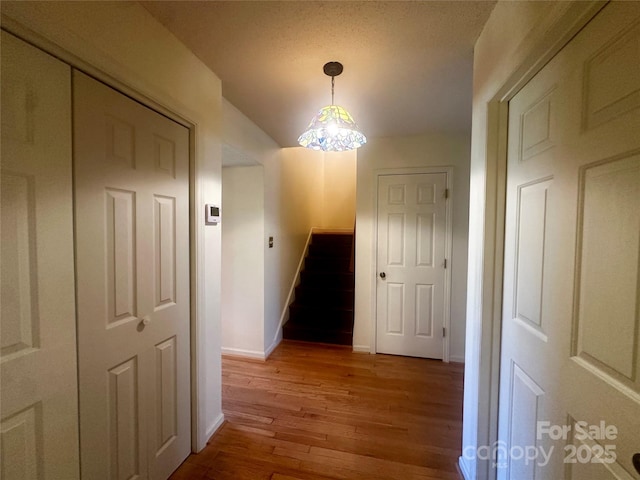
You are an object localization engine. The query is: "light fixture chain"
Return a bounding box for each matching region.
[331,76,335,105]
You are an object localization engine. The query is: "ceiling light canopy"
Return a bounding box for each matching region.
[298,62,366,152]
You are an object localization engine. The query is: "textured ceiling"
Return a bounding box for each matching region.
[142,1,496,147]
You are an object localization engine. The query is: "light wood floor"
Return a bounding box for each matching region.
[170,340,464,480]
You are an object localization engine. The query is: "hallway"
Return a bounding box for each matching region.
[170,341,464,479]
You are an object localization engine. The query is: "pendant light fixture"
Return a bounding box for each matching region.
[298,61,367,152]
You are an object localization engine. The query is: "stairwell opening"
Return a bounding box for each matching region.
[283,232,355,345]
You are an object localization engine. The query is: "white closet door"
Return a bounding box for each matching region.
[74,71,191,479]
[498,3,640,479]
[1,31,79,479]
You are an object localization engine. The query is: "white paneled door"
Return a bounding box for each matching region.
[1,31,79,480]
[498,3,640,479]
[376,173,448,359]
[74,71,191,479]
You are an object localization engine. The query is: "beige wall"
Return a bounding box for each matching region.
[221,166,265,356]
[354,133,471,361]
[2,0,224,449]
[221,100,276,358]
[321,150,357,230]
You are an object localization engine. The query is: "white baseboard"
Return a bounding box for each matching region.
[203,412,225,447]
[265,329,282,359]
[221,346,267,360]
[458,456,472,480]
[450,355,465,363]
[352,344,371,353]
[221,336,284,361]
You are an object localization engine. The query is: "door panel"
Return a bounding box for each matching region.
[575,155,639,379]
[108,358,140,479]
[386,283,405,335]
[416,213,435,267]
[498,3,640,479]
[514,178,551,331]
[376,173,448,359]
[155,336,178,454]
[106,188,137,325]
[74,71,190,480]
[0,31,79,479]
[415,284,434,337]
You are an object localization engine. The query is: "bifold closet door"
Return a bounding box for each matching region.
[1,31,79,479]
[74,71,191,480]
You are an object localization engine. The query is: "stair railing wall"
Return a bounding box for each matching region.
[273,228,315,347]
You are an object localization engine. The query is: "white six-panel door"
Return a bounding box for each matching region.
[376,173,448,359]
[0,31,80,480]
[498,3,640,479]
[74,71,191,479]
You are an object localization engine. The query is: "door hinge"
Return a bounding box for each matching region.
[445,188,449,199]
[444,259,447,269]
[443,327,446,338]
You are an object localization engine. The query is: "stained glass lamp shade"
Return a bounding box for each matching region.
[298,62,367,152]
[298,105,367,152]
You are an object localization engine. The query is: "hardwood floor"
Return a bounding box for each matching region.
[170,340,464,480]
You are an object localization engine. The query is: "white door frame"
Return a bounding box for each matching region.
[371,166,454,362]
[0,21,204,453]
[462,2,608,479]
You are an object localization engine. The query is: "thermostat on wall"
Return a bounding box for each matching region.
[205,204,220,225]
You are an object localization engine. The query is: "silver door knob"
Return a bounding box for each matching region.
[379,272,386,279]
[139,315,151,327]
